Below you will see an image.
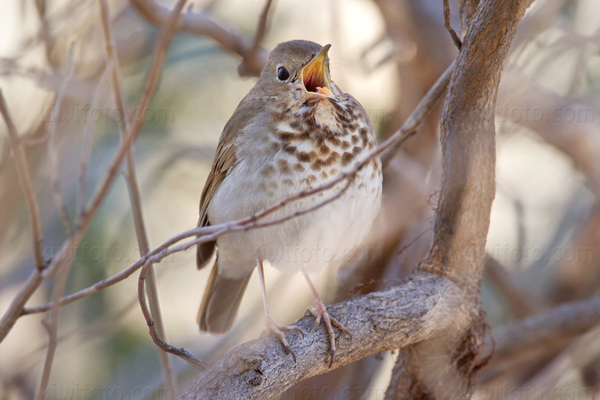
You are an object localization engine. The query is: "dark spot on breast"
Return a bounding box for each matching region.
[293,163,305,172]
[352,146,363,155]
[270,142,281,152]
[278,159,292,174]
[341,152,354,166]
[278,132,295,142]
[263,164,275,176]
[283,178,293,186]
[319,143,330,155]
[283,144,297,154]
[296,151,317,163]
[303,175,317,184]
[351,135,359,145]
[340,141,351,150]
[320,170,328,179]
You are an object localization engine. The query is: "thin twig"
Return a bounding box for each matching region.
[0,91,45,270]
[23,60,456,316]
[77,60,114,217]
[444,0,462,50]
[138,260,209,371]
[484,255,541,318]
[252,0,274,50]
[0,0,187,343]
[98,0,177,395]
[47,43,75,237]
[129,0,268,77]
[34,253,76,400]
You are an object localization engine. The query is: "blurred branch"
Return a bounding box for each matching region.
[138,260,209,371]
[507,325,600,400]
[98,0,177,396]
[181,0,532,397]
[443,0,462,49]
[484,255,541,318]
[77,60,113,216]
[0,91,45,270]
[35,251,76,400]
[46,43,75,237]
[491,295,600,360]
[0,0,186,344]
[129,0,268,77]
[380,59,456,165]
[23,47,456,318]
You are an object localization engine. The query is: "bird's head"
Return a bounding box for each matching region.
[258,40,340,104]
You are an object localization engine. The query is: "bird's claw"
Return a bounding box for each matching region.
[264,316,303,362]
[305,303,351,367]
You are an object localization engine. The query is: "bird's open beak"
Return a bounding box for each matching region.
[300,44,337,101]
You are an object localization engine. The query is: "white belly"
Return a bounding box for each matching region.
[208,143,382,278]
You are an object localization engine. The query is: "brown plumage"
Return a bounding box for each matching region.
[196,40,382,364]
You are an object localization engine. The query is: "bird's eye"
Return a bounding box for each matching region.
[277,67,290,81]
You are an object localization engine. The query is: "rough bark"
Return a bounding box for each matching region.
[180,0,534,398]
[179,275,466,399]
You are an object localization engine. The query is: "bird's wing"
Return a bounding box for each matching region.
[196,94,264,269]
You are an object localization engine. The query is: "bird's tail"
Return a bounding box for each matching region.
[197,263,252,334]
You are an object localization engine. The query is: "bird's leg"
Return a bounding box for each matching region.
[257,259,303,362]
[301,265,352,367]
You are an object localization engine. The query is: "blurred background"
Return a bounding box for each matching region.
[0,0,599,399]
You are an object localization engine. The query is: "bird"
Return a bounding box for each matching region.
[196,40,382,365]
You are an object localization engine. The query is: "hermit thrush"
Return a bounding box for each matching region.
[196,40,382,365]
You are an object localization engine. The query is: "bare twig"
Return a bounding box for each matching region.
[443,0,462,50]
[99,0,177,395]
[491,295,600,360]
[252,0,274,50]
[0,91,45,270]
[34,253,76,400]
[138,260,209,371]
[506,325,600,400]
[0,0,186,343]
[77,60,113,217]
[47,43,75,237]
[129,0,268,77]
[484,255,541,318]
[23,57,454,316]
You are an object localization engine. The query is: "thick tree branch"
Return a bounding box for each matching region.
[179,275,465,400]
[421,0,534,291]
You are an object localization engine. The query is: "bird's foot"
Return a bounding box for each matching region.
[264,315,304,362]
[305,300,352,367]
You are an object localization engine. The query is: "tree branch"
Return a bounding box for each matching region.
[491,295,600,360]
[0,0,186,344]
[129,0,268,77]
[98,0,177,395]
[0,91,45,270]
[179,275,465,400]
